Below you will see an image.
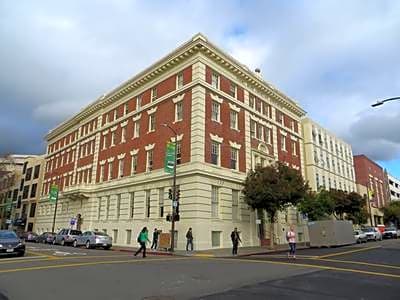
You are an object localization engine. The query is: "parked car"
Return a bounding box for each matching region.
[19,231,39,242]
[36,232,57,244]
[53,229,82,246]
[354,230,368,243]
[0,230,25,257]
[383,227,398,239]
[73,231,112,250]
[362,227,382,241]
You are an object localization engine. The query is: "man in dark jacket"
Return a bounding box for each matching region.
[186,228,193,251]
[151,228,160,250]
[231,227,242,255]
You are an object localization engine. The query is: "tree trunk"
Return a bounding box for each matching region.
[269,212,275,249]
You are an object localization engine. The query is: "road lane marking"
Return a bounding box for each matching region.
[26,250,58,260]
[0,257,188,274]
[0,254,132,265]
[216,257,400,279]
[316,246,381,259]
[317,258,400,270]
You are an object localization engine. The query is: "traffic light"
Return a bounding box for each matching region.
[168,188,173,200]
[176,201,180,215]
[175,189,180,201]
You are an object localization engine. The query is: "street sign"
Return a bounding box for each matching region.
[164,142,176,174]
[173,200,178,208]
[49,185,59,203]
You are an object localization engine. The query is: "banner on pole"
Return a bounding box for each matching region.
[164,142,176,174]
[49,185,59,203]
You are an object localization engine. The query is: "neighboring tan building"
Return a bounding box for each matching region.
[353,155,387,225]
[388,173,400,202]
[301,118,356,192]
[34,34,308,250]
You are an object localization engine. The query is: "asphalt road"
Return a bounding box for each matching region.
[0,239,399,299]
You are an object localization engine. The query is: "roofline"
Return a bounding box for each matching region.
[353,154,383,171]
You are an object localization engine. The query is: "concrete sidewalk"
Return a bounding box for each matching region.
[112,243,309,258]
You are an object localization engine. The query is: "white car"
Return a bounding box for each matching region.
[354,230,368,243]
[362,227,382,241]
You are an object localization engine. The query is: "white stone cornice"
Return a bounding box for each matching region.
[147,107,158,115]
[66,149,71,153]
[132,114,142,122]
[290,135,298,142]
[280,130,287,136]
[130,149,139,156]
[117,153,126,160]
[99,160,106,165]
[172,93,185,104]
[210,93,223,104]
[107,157,115,163]
[250,115,260,122]
[111,126,118,132]
[210,133,223,143]
[120,120,128,128]
[229,141,242,150]
[102,130,109,136]
[145,143,155,151]
[228,103,241,112]
[170,134,184,142]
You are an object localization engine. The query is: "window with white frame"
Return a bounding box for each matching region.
[124,103,128,115]
[211,141,220,165]
[105,113,109,124]
[151,87,157,102]
[265,128,271,144]
[129,192,134,218]
[316,173,320,189]
[133,121,140,138]
[177,72,184,89]
[211,72,219,89]
[145,190,151,218]
[108,161,113,180]
[136,95,142,110]
[146,150,153,172]
[211,101,220,122]
[292,140,297,156]
[257,124,263,140]
[121,127,126,143]
[250,120,256,138]
[175,101,183,122]
[118,158,124,178]
[281,134,287,151]
[116,194,121,219]
[232,189,239,221]
[176,141,182,165]
[230,110,238,130]
[159,188,164,218]
[99,165,104,182]
[249,95,255,109]
[148,114,155,132]
[131,154,138,174]
[113,109,117,121]
[230,148,238,170]
[111,131,115,146]
[105,196,110,220]
[229,82,237,98]
[211,186,219,218]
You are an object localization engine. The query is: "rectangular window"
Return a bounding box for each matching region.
[148,114,155,132]
[159,188,164,218]
[250,120,256,138]
[232,190,239,221]
[211,231,221,247]
[211,186,219,218]
[129,192,134,218]
[151,87,157,102]
[110,132,115,146]
[133,121,140,138]
[176,141,182,165]
[131,155,138,174]
[257,124,263,140]
[249,95,255,109]
[124,103,129,115]
[316,173,320,189]
[121,127,126,143]
[99,165,104,182]
[229,82,237,98]
[126,230,132,245]
[211,141,220,165]
[22,186,29,199]
[145,190,151,218]
[105,196,110,220]
[25,168,32,181]
[211,101,220,122]
[113,229,118,243]
[230,110,238,130]
[108,162,113,180]
[265,128,271,144]
[29,202,36,218]
[136,95,142,110]
[230,148,238,170]
[118,159,124,178]
[30,183,37,198]
[281,135,287,151]
[33,165,40,179]
[175,101,183,122]
[146,150,153,172]
[292,141,297,156]
[113,109,117,121]
[177,72,184,89]
[211,72,219,89]
[116,194,121,219]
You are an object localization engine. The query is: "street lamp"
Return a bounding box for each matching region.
[161,123,178,252]
[371,96,400,107]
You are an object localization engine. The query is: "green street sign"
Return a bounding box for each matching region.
[49,185,59,203]
[5,201,12,212]
[164,142,176,174]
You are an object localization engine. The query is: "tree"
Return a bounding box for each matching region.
[242,162,308,248]
[298,190,335,221]
[345,192,369,225]
[382,201,400,227]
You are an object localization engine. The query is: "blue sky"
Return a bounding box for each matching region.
[0,0,399,177]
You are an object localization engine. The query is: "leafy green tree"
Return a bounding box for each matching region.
[382,201,400,227]
[345,192,369,225]
[298,190,335,221]
[242,162,308,248]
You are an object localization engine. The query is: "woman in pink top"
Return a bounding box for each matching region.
[286,225,296,259]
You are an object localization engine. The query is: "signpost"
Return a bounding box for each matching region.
[50,184,59,233]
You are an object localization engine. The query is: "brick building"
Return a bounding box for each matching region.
[34,34,307,249]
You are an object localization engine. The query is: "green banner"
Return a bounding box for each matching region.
[5,201,12,212]
[49,185,59,203]
[164,142,176,174]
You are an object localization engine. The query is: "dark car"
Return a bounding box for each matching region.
[383,227,398,239]
[0,230,25,257]
[22,232,39,242]
[36,232,57,244]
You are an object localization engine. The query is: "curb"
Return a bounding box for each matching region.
[112,248,174,256]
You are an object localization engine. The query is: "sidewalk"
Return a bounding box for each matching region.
[112,243,309,258]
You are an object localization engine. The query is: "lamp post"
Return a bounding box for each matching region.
[162,123,178,252]
[371,96,400,107]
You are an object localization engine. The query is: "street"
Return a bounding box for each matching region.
[0,239,399,299]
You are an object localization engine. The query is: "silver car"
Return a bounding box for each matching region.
[53,229,82,246]
[73,231,112,250]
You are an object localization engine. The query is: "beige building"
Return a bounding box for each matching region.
[34,34,308,250]
[302,118,356,192]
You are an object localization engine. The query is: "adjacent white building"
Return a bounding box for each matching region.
[388,173,400,202]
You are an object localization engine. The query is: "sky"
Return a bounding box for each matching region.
[0,0,399,177]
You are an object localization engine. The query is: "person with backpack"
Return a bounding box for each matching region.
[286,225,296,259]
[134,227,150,258]
[186,228,193,251]
[230,227,242,255]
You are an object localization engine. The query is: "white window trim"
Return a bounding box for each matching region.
[210,93,223,104]
[170,134,184,143]
[229,141,242,150]
[210,134,224,143]
[228,102,241,112]
[145,143,155,151]
[121,120,128,127]
[148,114,155,132]
[211,101,221,123]
[174,101,183,123]
[133,121,140,139]
[132,114,142,121]
[130,149,139,156]
[147,107,158,115]
[172,93,185,103]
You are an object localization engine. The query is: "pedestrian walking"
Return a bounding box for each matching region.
[134,227,150,258]
[230,227,242,255]
[286,225,296,259]
[151,228,160,250]
[186,228,194,251]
